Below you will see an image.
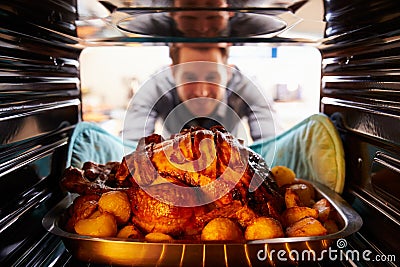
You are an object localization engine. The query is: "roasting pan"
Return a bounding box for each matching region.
[42,181,362,266]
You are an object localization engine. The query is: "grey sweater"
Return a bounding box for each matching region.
[123,66,278,142]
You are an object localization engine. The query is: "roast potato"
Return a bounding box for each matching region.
[286,217,327,237]
[281,206,319,227]
[145,232,174,242]
[271,166,296,187]
[64,194,99,232]
[284,188,301,208]
[201,218,243,241]
[288,183,315,207]
[117,224,144,239]
[98,191,131,225]
[74,211,117,237]
[313,198,331,222]
[244,217,284,240]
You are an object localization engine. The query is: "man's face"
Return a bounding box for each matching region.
[171,0,231,37]
[173,47,229,117]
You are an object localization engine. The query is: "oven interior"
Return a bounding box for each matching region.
[0,0,399,266]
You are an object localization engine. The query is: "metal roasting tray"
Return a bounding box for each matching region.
[42,181,362,266]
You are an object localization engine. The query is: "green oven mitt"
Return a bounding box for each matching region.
[67,122,137,168]
[249,113,345,193]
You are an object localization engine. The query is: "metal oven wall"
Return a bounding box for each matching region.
[320,0,400,262]
[0,1,81,265]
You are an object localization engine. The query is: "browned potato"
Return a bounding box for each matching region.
[288,183,315,207]
[286,217,327,237]
[323,219,339,234]
[244,217,284,240]
[313,198,331,222]
[285,188,301,208]
[281,206,319,227]
[65,194,99,232]
[74,211,117,237]
[117,224,144,239]
[271,166,296,187]
[201,218,243,241]
[98,191,131,225]
[145,232,174,242]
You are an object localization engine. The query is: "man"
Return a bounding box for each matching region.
[120,0,286,38]
[123,43,278,143]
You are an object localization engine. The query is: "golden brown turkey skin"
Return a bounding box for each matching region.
[144,128,218,187]
[126,183,261,237]
[127,183,208,237]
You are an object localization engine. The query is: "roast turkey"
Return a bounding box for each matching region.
[61,126,284,238]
